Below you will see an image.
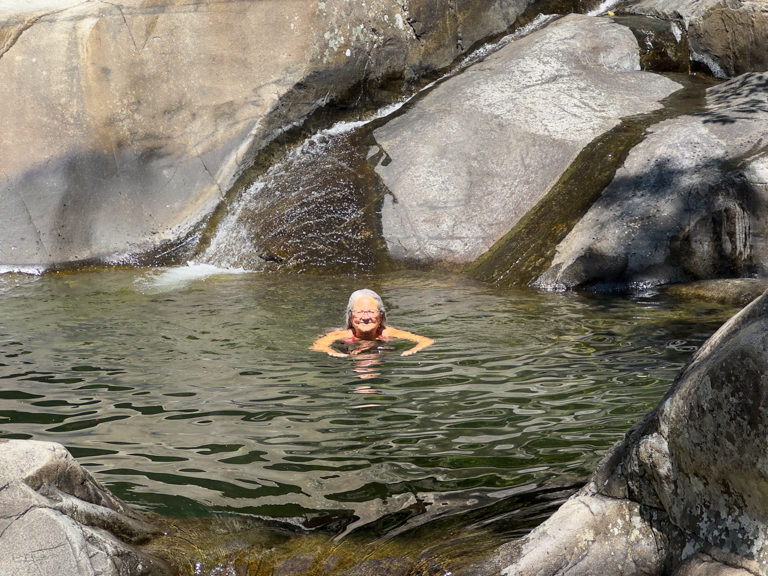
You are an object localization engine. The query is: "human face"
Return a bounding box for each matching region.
[350,295,382,338]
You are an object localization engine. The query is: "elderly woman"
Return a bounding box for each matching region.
[311,289,434,358]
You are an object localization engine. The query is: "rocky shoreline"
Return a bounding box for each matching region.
[2,0,768,574]
[470,287,768,575]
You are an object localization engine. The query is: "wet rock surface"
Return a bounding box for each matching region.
[663,278,768,307]
[0,439,166,576]
[200,131,392,275]
[623,0,768,78]
[471,287,768,575]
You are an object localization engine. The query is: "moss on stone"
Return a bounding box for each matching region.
[467,73,717,289]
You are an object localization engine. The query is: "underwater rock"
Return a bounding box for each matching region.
[372,13,681,264]
[534,72,768,292]
[663,278,768,307]
[471,286,768,575]
[0,439,167,576]
[0,0,532,271]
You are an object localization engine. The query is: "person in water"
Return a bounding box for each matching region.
[311,289,434,358]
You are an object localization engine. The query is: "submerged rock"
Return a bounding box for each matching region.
[471,286,768,575]
[664,278,768,307]
[371,13,681,265]
[0,439,167,576]
[534,72,768,292]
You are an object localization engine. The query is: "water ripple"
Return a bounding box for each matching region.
[0,269,739,528]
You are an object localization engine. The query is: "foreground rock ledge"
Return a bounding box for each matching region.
[469,287,768,575]
[0,439,167,576]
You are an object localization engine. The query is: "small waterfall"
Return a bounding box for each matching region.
[691,50,728,79]
[587,0,622,16]
[198,13,562,273]
[721,199,751,262]
[458,13,559,66]
[199,115,391,274]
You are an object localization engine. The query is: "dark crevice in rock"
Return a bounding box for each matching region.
[0,15,43,60]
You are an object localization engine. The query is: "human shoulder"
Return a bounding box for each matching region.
[381,326,416,339]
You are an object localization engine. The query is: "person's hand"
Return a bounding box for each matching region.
[327,350,349,358]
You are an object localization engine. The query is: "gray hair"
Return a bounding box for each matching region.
[345,289,387,328]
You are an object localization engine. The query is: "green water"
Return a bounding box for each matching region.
[0,267,737,542]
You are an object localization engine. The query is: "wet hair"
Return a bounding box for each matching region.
[345,289,387,329]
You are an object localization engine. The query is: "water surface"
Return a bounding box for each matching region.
[0,267,736,539]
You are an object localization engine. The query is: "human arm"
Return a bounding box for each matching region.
[382,327,434,356]
[310,329,351,358]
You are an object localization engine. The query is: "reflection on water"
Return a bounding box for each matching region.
[0,267,739,538]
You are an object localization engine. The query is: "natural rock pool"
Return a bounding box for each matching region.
[0,266,740,570]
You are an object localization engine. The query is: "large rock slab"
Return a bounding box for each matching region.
[371,13,681,264]
[0,0,531,270]
[472,287,768,575]
[0,439,166,575]
[535,72,768,292]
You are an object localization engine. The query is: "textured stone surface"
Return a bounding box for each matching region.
[0,0,531,270]
[535,72,768,292]
[673,553,756,576]
[0,439,166,576]
[371,13,681,264]
[484,492,667,576]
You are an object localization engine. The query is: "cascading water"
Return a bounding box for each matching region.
[198,14,561,276]
[199,125,390,274]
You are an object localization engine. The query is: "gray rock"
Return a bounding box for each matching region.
[481,492,668,576]
[372,13,681,264]
[623,0,768,78]
[673,553,756,576]
[0,0,532,270]
[535,72,768,292]
[476,287,768,575]
[0,439,166,576]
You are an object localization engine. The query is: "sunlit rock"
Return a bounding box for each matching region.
[0,439,166,576]
[371,14,681,264]
[471,286,768,575]
[0,0,532,270]
[534,72,768,292]
[623,0,768,78]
